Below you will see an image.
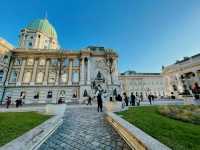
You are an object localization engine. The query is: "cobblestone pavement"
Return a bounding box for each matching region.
[38,106,131,150]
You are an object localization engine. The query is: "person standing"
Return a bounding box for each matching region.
[140,94,143,102]
[118,94,122,102]
[15,98,19,108]
[130,93,136,106]
[148,95,152,105]
[123,93,129,106]
[136,94,140,106]
[97,92,103,112]
[6,96,11,109]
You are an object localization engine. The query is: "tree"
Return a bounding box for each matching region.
[103,49,116,85]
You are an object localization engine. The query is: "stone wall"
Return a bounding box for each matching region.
[3,86,79,104]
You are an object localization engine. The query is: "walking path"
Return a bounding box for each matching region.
[38,106,131,150]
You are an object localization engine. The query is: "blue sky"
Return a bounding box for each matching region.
[1,0,200,73]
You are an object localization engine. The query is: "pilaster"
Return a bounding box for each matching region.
[16,59,26,86]
[80,57,85,85]
[43,59,49,86]
[68,59,73,85]
[30,59,38,85]
[87,57,91,85]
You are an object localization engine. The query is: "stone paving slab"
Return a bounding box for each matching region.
[38,106,131,150]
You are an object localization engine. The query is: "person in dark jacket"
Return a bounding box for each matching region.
[15,99,20,108]
[117,94,122,101]
[148,95,152,105]
[97,92,103,112]
[130,93,136,106]
[6,96,11,109]
[123,93,129,106]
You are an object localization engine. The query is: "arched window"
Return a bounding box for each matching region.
[0,70,4,82]
[36,72,44,83]
[23,72,31,83]
[60,90,66,97]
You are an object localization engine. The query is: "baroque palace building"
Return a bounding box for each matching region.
[119,70,165,99]
[162,54,200,99]
[0,19,120,104]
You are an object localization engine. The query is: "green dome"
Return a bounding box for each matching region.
[26,19,57,39]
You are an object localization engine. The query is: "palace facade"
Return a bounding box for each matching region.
[0,19,120,104]
[162,54,200,99]
[119,71,165,99]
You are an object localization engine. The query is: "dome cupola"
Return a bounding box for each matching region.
[19,18,59,49]
[26,19,57,39]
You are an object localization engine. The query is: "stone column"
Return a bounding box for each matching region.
[68,59,73,85]
[30,59,38,85]
[55,68,59,85]
[16,59,26,86]
[80,57,85,85]
[87,57,91,85]
[43,59,49,85]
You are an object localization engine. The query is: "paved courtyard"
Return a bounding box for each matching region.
[38,106,131,150]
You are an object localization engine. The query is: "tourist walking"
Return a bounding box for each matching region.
[136,94,140,106]
[97,92,103,112]
[123,93,129,106]
[130,93,135,106]
[140,94,143,102]
[6,96,11,109]
[148,95,152,105]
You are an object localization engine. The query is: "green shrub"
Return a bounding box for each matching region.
[158,105,200,124]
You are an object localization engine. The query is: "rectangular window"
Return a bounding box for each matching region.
[73,59,79,67]
[63,59,68,67]
[50,59,58,66]
[72,71,79,83]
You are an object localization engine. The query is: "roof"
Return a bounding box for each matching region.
[174,53,200,64]
[121,70,161,76]
[26,19,57,39]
